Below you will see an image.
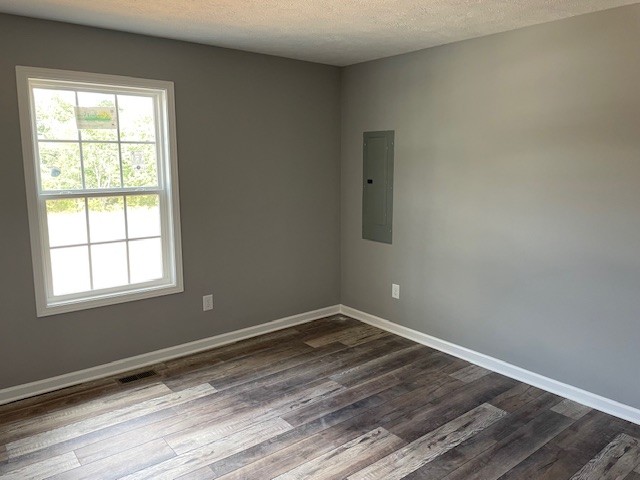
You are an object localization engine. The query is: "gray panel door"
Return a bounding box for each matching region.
[362,130,394,244]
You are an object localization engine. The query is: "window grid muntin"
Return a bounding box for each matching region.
[34,91,160,193]
[114,93,124,189]
[34,139,157,145]
[29,78,170,305]
[43,190,166,301]
[48,234,161,250]
[83,196,94,290]
[41,193,169,304]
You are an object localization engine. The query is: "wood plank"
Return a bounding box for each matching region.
[275,428,405,480]
[223,336,416,396]
[489,383,546,412]
[339,326,392,347]
[47,438,176,480]
[296,316,363,339]
[75,376,342,465]
[120,418,292,480]
[499,410,633,480]
[329,344,429,388]
[169,339,388,419]
[0,378,122,421]
[202,328,303,361]
[251,372,469,480]
[498,443,596,480]
[0,451,79,480]
[211,364,464,479]
[176,467,217,479]
[192,342,314,388]
[350,403,506,480]
[0,382,172,444]
[387,373,518,442]
[0,383,171,444]
[304,324,389,348]
[401,392,564,480]
[213,418,373,480]
[165,381,344,454]
[569,433,640,480]
[5,383,215,457]
[209,375,458,479]
[283,354,458,427]
[209,342,346,391]
[0,408,176,476]
[441,409,575,480]
[554,410,625,452]
[551,399,592,420]
[450,364,492,383]
[165,341,345,393]
[343,375,467,433]
[73,408,203,465]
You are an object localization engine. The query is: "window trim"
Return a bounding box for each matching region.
[16,66,184,317]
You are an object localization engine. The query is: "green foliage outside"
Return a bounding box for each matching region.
[36,89,160,213]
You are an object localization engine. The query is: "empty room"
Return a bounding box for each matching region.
[1,1,640,478]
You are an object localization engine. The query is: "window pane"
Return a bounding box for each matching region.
[122,144,158,187]
[118,95,156,141]
[127,195,160,238]
[88,197,125,243]
[129,238,163,283]
[91,242,128,289]
[38,142,82,191]
[50,246,90,295]
[78,91,116,107]
[77,91,117,141]
[46,199,87,247]
[83,143,121,189]
[33,89,78,141]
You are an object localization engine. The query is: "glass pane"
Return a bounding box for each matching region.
[38,142,82,191]
[118,95,156,141]
[50,246,90,295]
[83,143,121,189]
[129,238,163,284]
[91,242,128,289]
[46,199,87,247]
[122,144,158,187]
[77,91,117,141]
[78,91,116,107]
[33,88,78,141]
[88,197,125,243]
[127,195,160,238]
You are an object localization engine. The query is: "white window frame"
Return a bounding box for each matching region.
[16,66,184,317]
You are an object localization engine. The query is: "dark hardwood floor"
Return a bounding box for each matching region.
[1,314,639,479]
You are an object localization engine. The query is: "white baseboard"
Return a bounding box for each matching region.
[340,304,640,426]
[0,305,340,406]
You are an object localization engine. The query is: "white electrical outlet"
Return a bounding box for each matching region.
[203,294,214,311]
[392,284,400,299]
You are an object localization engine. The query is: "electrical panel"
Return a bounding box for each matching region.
[362,130,394,244]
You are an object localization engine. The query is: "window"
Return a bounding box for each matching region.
[16,67,183,316]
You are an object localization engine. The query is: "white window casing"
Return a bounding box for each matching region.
[16,67,184,316]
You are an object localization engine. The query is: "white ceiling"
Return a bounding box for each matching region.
[1,0,638,66]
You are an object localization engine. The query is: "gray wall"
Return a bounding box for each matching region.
[0,14,341,388]
[3,4,640,410]
[341,5,640,408]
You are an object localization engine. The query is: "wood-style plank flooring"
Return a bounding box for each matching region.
[1,315,640,479]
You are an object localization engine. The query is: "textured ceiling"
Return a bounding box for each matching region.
[0,0,638,66]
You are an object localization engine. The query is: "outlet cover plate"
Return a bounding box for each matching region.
[203,294,213,311]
